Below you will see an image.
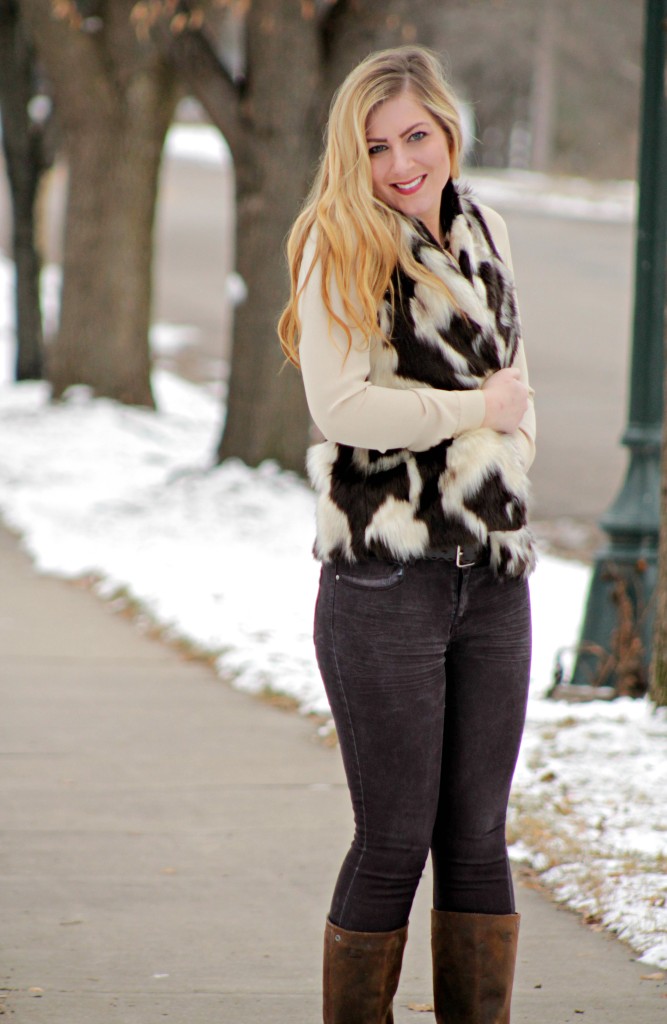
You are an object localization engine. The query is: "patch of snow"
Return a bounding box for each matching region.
[164,123,232,168]
[226,271,247,307]
[467,168,635,223]
[0,255,13,383]
[0,166,665,966]
[150,322,201,354]
[0,358,664,966]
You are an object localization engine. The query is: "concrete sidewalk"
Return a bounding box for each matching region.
[1,525,665,1023]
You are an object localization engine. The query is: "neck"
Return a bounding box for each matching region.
[423,216,445,247]
[419,178,457,248]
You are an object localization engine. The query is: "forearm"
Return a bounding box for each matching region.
[481,204,536,468]
[298,241,486,452]
[297,215,536,461]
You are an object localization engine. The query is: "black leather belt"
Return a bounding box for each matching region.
[423,542,490,567]
[366,543,490,567]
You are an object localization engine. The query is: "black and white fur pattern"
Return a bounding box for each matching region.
[306,181,536,579]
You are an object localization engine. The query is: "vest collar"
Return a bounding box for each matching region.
[407,177,462,250]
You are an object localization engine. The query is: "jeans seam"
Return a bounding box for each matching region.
[329,577,367,922]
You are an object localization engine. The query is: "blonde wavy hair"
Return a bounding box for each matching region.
[278,45,463,368]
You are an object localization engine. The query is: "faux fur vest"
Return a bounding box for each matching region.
[306,180,536,579]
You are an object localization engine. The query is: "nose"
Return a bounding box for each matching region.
[390,143,414,179]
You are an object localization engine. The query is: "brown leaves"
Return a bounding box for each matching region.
[51,0,82,28]
[170,12,190,33]
[130,1,207,42]
[383,13,417,43]
[130,1,167,41]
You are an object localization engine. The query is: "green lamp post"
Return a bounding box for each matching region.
[563,0,667,694]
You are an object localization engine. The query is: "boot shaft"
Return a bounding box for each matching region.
[431,909,520,1024]
[323,919,408,1024]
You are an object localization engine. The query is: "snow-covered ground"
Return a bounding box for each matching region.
[468,167,635,223]
[0,140,664,968]
[1,341,665,968]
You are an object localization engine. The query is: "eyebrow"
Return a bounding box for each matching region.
[366,121,429,143]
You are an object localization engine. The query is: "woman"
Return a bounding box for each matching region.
[278,45,535,1024]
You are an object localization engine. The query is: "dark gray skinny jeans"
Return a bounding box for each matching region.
[314,555,531,933]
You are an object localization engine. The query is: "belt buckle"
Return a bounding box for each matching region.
[456,544,477,569]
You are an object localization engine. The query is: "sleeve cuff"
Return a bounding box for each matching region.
[515,428,536,471]
[455,389,487,434]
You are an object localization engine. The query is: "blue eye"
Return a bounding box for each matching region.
[368,144,387,156]
[409,131,427,142]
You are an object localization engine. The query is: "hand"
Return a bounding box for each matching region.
[481,368,529,433]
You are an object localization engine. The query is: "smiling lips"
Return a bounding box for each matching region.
[392,175,426,194]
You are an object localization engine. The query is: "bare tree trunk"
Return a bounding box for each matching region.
[217,0,321,472]
[20,0,177,405]
[153,0,452,471]
[321,0,436,87]
[153,20,243,155]
[0,0,50,380]
[158,13,316,469]
[54,94,173,404]
[530,0,557,172]
[218,0,442,472]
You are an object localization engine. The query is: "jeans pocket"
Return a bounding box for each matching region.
[335,560,405,591]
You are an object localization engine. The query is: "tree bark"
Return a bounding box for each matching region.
[218,0,441,472]
[159,10,317,470]
[54,108,170,404]
[529,0,557,172]
[154,21,243,155]
[216,0,321,472]
[0,0,50,380]
[20,0,178,405]
[146,0,459,470]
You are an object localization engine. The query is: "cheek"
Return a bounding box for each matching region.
[430,141,451,173]
[370,162,387,197]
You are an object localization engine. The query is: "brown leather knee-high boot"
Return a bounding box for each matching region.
[431,909,520,1023]
[323,918,408,1024]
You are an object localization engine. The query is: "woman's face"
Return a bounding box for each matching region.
[365,90,452,242]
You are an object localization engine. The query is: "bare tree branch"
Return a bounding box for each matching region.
[20,0,118,121]
[153,20,243,155]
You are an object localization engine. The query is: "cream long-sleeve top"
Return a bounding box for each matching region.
[297,204,536,470]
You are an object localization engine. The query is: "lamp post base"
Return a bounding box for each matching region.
[552,439,659,698]
[562,540,656,695]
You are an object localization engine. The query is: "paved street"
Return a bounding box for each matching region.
[2,525,666,1023]
[502,210,632,525]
